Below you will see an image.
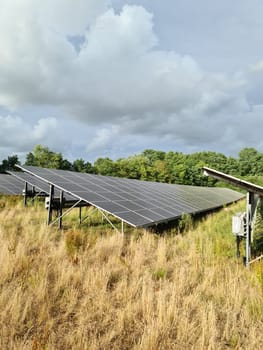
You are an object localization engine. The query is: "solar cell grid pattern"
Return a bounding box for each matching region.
[0,174,24,195]
[7,171,74,200]
[19,165,244,227]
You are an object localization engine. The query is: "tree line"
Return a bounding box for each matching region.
[1,144,263,187]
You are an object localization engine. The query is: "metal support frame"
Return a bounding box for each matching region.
[79,207,97,225]
[47,200,124,235]
[203,167,263,267]
[58,190,64,229]
[23,182,28,206]
[42,182,125,234]
[246,192,252,266]
[29,190,46,202]
[47,184,54,225]
[49,199,82,227]
[31,186,36,204]
[246,192,260,266]
[248,254,263,265]
[80,206,124,235]
[232,194,260,266]
[23,181,46,206]
[100,210,123,235]
[12,166,127,233]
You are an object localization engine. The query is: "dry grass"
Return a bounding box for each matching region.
[0,197,263,349]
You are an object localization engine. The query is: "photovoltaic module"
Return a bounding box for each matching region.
[16,165,244,228]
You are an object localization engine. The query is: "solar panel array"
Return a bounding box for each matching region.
[7,171,75,200]
[0,173,25,195]
[17,165,244,228]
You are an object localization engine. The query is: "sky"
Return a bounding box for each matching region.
[1,0,263,163]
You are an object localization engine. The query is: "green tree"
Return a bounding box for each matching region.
[125,155,151,180]
[73,159,94,173]
[142,149,166,164]
[94,157,117,176]
[60,159,73,171]
[238,148,262,176]
[116,155,156,180]
[0,155,20,173]
[164,152,187,184]
[115,158,130,178]
[25,145,64,169]
[153,159,170,182]
[25,152,35,166]
[225,156,239,175]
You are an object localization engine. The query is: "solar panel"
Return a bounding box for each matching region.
[7,171,75,200]
[17,165,245,228]
[0,173,24,195]
[7,171,49,194]
[203,166,263,196]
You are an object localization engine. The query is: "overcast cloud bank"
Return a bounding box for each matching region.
[0,0,263,161]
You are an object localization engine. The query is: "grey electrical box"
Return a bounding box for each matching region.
[45,196,50,210]
[232,212,246,237]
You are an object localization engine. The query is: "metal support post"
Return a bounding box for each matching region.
[47,184,54,225]
[32,186,35,204]
[49,199,82,226]
[236,236,241,258]
[245,192,252,267]
[23,182,28,206]
[59,190,64,229]
[100,210,121,234]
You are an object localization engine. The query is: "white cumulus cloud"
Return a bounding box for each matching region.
[0,1,262,159]
[0,115,61,159]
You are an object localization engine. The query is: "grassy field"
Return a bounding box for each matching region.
[0,196,263,349]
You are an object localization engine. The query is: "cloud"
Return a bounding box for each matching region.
[0,115,60,158]
[246,61,263,105]
[87,126,121,153]
[39,0,109,35]
[250,61,263,73]
[0,3,245,115]
[0,1,262,158]
[0,0,109,107]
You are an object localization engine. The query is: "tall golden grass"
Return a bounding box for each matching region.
[0,197,263,349]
